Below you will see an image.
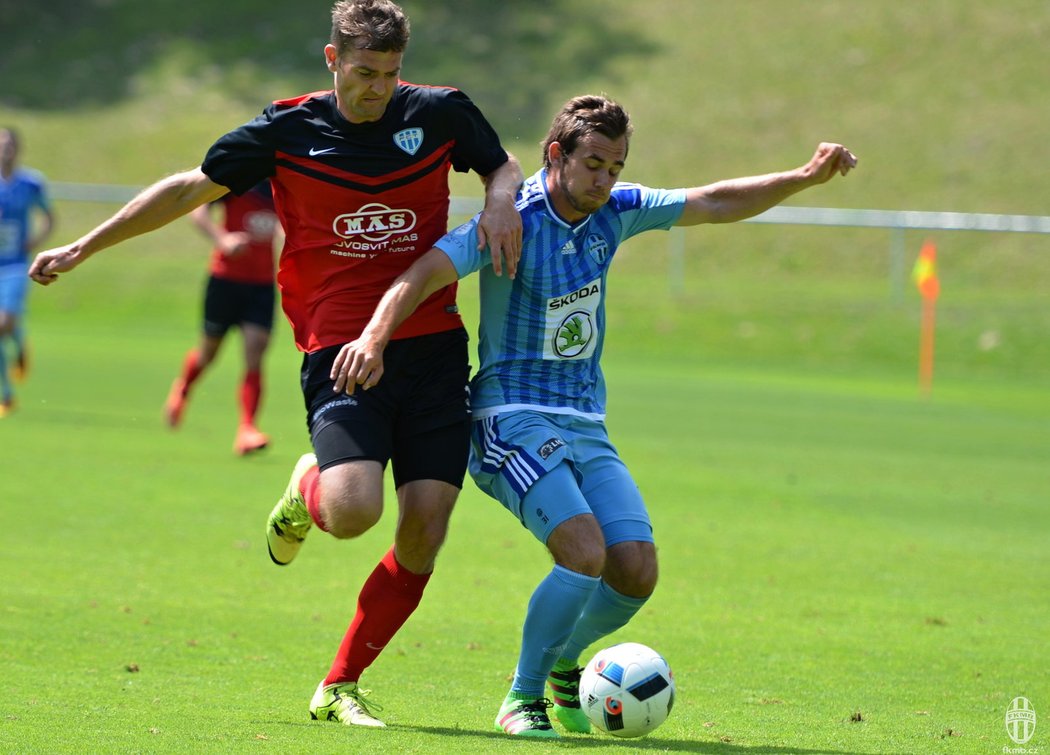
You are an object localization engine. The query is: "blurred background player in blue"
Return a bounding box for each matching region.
[164,179,281,455]
[328,94,856,737]
[0,127,54,417]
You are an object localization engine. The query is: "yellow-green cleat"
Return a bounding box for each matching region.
[266,452,316,565]
[310,680,385,727]
[549,663,592,733]
[494,692,560,738]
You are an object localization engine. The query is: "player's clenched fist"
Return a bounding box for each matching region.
[806,142,858,184]
[29,245,84,286]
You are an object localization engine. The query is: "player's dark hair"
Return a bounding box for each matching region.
[331,0,410,55]
[542,95,632,169]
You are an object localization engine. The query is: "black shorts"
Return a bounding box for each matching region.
[203,276,275,338]
[301,328,471,489]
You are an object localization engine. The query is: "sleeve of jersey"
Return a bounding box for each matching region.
[432,215,489,279]
[442,89,510,177]
[611,185,687,240]
[200,109,278,196]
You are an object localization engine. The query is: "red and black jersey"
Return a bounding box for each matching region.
[208,180,278,285]
[201,85,509,353]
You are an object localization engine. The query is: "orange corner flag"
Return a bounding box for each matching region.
[912,240,940,301]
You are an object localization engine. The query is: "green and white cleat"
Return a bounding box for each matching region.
[549,663,592,733]
[310,680,385,727]
[494,692,560,738]
[266,452,317,566]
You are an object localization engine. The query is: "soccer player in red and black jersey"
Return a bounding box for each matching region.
[30,0,523,728]
[164,180,281,456]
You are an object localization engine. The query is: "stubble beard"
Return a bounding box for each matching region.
[557,172,601,218]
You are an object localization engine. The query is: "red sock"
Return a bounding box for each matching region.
[324,547,431,684]
[300,466,328,532]
[180,350,204,393]
[239,370,262,425]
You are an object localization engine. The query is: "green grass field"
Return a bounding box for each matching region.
[2,1,1049,752]
[2,266,1047,753]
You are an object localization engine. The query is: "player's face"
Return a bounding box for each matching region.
[325,44,402,124]
[548,132,628,222]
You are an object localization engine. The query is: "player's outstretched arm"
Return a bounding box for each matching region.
[330,248,459,394]
[29,168,228,286]
[676,142,857,227]
[476,152,524,279]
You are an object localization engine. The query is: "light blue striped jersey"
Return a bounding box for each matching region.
[434,168,685,419]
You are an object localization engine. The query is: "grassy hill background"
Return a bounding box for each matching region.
[4,0,1048,392]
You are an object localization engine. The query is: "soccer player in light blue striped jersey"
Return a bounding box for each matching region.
[330,95,857,737]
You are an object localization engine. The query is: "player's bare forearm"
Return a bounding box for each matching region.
[483,152,524,201]
[478,153,524,278]
[29,168,227,285]
[330,249,459,393]
[85,169,227,253]
[367,249,458,344]
[678,143,857,226]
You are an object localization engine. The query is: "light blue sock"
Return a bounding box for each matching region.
[561,579,650,666]
[511,565,600,697]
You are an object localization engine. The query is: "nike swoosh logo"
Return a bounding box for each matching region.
[309,147,337,156]
[365,642,386,650]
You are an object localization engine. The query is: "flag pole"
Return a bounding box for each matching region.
[918,296,936,399]
[912,240,940,399]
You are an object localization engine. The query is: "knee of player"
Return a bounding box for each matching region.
[320,494,383,539]
[630,563,659,597]
[554,546,605,577]
[398,515,451,554]
[547,515,606,576]
[606,541,659,597]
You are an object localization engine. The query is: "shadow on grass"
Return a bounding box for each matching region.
[1,0,656,139]
[388,724,881,754]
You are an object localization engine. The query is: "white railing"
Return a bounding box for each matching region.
[52,182,143,204]
[744,205,1050,234]
[675,205,1050,299]
[53,183,1050,234]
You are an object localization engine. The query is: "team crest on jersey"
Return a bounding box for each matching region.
[587,234,609,265]
[393,128,424,155]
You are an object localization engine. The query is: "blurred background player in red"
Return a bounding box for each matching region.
[0,127,54,417]
[165,179,281,455]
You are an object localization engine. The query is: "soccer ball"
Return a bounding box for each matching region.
[579,642,675,738]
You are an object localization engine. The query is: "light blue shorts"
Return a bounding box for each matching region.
[469,410,653,546]
[0,262,29,315]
